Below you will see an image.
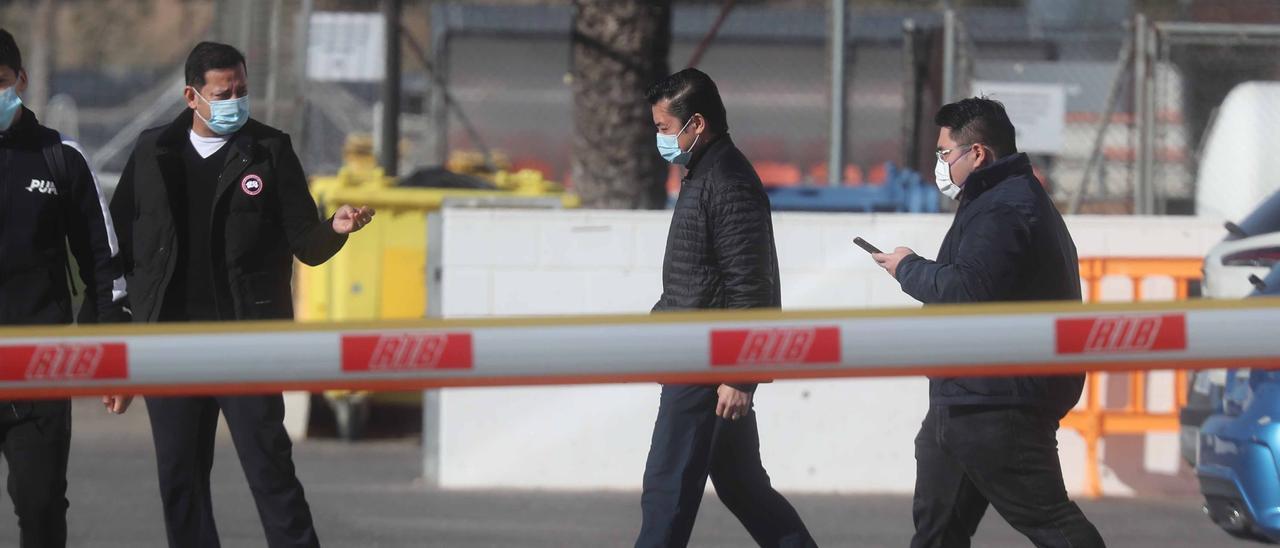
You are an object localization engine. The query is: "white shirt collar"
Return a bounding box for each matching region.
[188,129,230,159]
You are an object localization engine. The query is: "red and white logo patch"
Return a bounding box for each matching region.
[240,174,264,196]
[710,327,841,367]
[0,343,128,381]
[342,333,474,372]
[1056,314,1187,355]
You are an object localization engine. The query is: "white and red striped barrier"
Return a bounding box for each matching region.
[0,299,1276,399]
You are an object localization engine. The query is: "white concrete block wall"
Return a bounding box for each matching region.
[437,209,1224,496]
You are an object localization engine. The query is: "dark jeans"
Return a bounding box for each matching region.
[912,405,1106,548]
[637,384,817,548]
[0,400,70,548]
[146,394,319,548]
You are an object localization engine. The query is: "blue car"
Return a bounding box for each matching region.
[1198,263,1280,542]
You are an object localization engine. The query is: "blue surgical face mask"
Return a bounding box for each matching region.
[656,116,700,165]
[0,86,23,132]
[192,88,249,136]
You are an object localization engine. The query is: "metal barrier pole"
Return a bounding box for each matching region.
[901,18,921,172]
[942,8,956,104]
[828,0,848,187]
[1133,13,1150,215]
[381,0,403,177]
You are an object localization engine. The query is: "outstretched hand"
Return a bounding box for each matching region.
[333,205,376,234]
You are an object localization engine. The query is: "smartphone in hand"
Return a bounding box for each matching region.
[853,237,884,255]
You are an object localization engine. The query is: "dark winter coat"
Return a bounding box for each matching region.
[109,109,345,323]
[896,152,1084,416]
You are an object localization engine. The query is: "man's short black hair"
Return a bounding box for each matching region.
[934,97,1018,158]
[645,68,729,134]
[0,29,22,74]
[185,41,246,88]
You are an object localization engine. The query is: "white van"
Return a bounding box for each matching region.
[1195,81,1280,224]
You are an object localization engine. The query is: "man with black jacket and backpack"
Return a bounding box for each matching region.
[637,68,817,548]
[109,41,372,548]
[0,29,133,548]
[872,97,1105,548]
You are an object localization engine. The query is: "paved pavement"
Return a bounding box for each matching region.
[0,400,1241,547]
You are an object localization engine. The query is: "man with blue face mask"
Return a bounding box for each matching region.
[0,28,133,548]
[109,41,375,548]
[638,68,817,548]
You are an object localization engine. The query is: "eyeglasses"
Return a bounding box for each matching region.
[935,144,975,162]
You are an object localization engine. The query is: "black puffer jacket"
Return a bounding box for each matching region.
[653,135,781,392]
[896,153,1084,416]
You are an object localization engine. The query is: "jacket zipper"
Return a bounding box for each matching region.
[207,154,251,320]
[150,153,181,323]
[0,148,10,241]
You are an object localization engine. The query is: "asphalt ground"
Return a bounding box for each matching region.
[0,399,1239,547]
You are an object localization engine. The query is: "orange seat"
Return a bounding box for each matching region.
[866,163,888,185]
[808,163,865,186]
[755,162,802,187]
[844,165,864,186]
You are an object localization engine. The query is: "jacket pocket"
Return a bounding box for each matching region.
[0,261,68,325]
[941,376,1018,398]
[234,271,292,320]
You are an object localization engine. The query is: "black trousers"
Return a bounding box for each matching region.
[0,400,70,548]
[146,394,319,548]
[637,384,816,548]
[911,405,1106,548]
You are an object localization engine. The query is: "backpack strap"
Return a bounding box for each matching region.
[40,132,69,189]
[39,129,78,298]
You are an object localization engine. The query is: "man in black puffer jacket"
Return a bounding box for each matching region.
[873,98,1104,548]
[636,68,816,548]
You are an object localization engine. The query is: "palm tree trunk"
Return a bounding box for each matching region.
[570,0,671,209]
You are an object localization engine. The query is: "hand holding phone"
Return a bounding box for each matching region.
[853,237,884,255]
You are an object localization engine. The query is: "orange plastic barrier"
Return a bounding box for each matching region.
[1062,257,1203,498]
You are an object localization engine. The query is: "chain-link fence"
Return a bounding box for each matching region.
[434,2,841,191]
[0,0,429,189]
[6,0,1279,214]
[431,2,959,195]
[1147,22,1280,216]
[945,0,1134,212]
[944,0,1280,216]
[0,0,214,185]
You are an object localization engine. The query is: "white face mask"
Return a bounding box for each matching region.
[934,147,973,201]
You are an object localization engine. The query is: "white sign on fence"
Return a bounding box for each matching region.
[307,12,385,82]
[970,81,1067,155]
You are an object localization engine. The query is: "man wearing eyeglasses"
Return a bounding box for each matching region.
[870,97,1105,548]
